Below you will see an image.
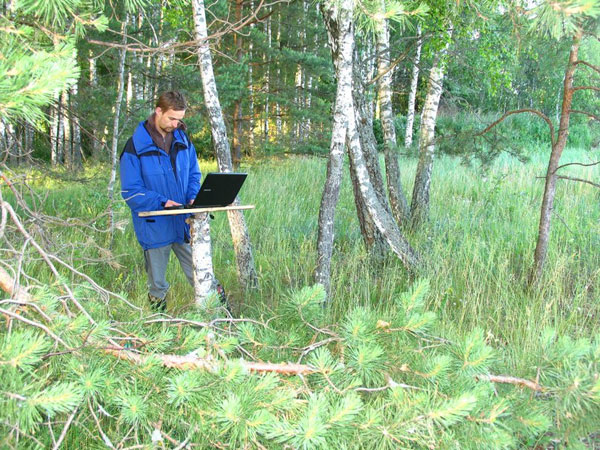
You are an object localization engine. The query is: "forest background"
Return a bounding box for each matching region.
[1,0,600,448]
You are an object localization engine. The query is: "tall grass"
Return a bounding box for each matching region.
[7,147,599,374]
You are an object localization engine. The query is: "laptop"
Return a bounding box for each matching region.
[165,172,247,210]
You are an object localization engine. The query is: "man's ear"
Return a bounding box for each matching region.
[155,107,163,116]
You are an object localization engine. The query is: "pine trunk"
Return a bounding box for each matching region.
[410,29,452,227]
[316,0,354,294]
[404,25,422,148]
[530,32,581,284]
[376,3,409,225]
[192,0,258,292]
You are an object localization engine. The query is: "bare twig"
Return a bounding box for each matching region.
[575,60,600,75]
[556,175,600,189]
[476,109,556,147]
[555,160,600,172]
[569,109,600,122]
[52,407,79,450]
[0,307,70,347]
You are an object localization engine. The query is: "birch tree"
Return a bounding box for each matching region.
[315,0,354,293]
[317,0,419,294]
[375,0,409,225]
[107,16,128,244]
[410,25,453,227]
[192,0,258,292]
[404,24,422,148]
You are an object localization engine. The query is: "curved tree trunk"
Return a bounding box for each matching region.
[192,0,258,291]
[410,27,452,228]
[315,0,354,294]
[352,49,388,257]
[375,1,409,225]
[404,25,422,148]
[530,32,581,284]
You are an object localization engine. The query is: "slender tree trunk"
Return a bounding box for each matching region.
[346,91,418,270]
[248,2,255,152]
[55,92,65,166]
[232,0,243,169]
[375,2,409,225]
[530,32,581,284]
[410,27,452,227]
[71,82,82,168]
[352,50,388,256]
[316,0,354,294]
[63,90,72,169]
[190,213,215,305]
[89,50,102,159]
[108,17,128,241]
[192,0,258,292]
[263,17,271,142]
[405,25,422,148]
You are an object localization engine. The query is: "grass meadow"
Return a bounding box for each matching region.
[10,147,600,377]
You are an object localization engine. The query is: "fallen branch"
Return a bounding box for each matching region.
[478,374,544,392]
[106,347,316,375]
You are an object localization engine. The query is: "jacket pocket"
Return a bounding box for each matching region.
[143,216,172,246]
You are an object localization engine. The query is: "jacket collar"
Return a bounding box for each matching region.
[132,120,187,155]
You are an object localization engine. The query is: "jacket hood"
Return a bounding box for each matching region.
[131,120,187,155]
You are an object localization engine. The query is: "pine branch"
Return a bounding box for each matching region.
[575,60,600,75]
[573,86,600,93]
[475,109,556,147]
[52,406,78,450]
[570,109,600,121]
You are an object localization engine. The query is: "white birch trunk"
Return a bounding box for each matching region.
[70,82,82,167]
[190,213,215,306]
[316,0,354,293]
[375,3,409,225]
[346,99,418,270]
[89,50,102,158]
[55,92,65,165]
[108,17,128,241]
[410,27,452,227]
[192,0,258,296]
[404,25,422,148]
[264,17,271,141]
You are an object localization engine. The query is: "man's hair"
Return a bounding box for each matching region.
[156,91,187,111]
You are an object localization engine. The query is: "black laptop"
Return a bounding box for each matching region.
[165,172,247,210]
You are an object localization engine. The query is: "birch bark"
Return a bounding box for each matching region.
[410,29,452,227]
[316,0,354,294]
[404,25,422,148]
[192,0,258,293]
[375,2,409,225]
[108,17,128,241]
[190,213,215,305]
[531,32,581,284]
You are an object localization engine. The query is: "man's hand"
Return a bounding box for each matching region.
[164,200,182,208]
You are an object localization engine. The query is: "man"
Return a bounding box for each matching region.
[120,91,200,311]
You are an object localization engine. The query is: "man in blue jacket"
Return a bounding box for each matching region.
[120,91,201,311]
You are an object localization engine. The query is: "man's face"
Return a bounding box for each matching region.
[155,107,185,134]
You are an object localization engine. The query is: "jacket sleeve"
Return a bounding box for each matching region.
[185,141,201,204]
[120,151,169,212]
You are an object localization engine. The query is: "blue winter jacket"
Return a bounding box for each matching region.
[119,121,201,250]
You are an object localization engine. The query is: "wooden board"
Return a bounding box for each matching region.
[139,205,255,217]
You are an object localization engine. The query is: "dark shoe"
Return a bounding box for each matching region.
[148,293,166,312]
[215,282,232,314]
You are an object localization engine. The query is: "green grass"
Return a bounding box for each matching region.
[4,148,599,374]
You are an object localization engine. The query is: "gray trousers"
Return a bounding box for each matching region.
[144,242,194,299]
